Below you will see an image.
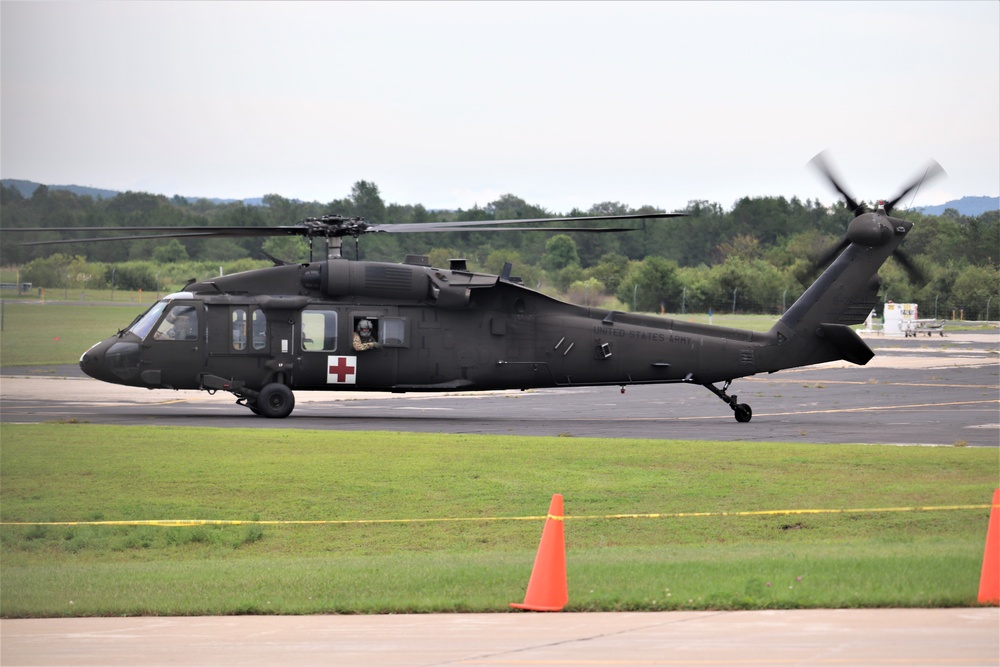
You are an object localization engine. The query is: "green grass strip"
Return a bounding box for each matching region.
[1,423,996,616]
[0,302,148,366]
[3,503,992,527]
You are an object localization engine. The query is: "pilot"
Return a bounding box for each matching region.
[155,306,196,340]
[353,319,382,351]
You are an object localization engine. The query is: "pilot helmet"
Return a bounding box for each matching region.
[358,319,372,333]
[166,306,193,323]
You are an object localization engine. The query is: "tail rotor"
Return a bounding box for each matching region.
[806,151,945,283]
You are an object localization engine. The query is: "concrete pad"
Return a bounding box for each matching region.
[2,609,997,666]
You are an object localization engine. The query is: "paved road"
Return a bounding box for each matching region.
[2,333,998,445]
[2,608,998,667]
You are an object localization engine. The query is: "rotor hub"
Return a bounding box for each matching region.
[846,212,896,247]
[299,215,373,238]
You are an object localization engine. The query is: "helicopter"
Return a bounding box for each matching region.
[9,154,943,421]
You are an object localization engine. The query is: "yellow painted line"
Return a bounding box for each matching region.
[754,399,1000,417]
[744,377,999,390]
[582,399,1000,423]
[2,504,992,528]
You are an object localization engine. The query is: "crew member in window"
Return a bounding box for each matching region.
[155,306,197,340]
[353,319,382,351]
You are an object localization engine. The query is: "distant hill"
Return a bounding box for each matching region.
[0,179,264,207]
[2,179,121,201]
[2,178,997,217]
[913,196,999,217]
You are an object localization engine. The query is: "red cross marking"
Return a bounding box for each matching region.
[328,356,356,383]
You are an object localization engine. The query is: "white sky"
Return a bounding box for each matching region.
[2,1,998,214]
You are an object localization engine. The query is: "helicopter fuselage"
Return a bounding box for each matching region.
[80,202,905,421]
[79,258,788,410]
[56,155,943,421]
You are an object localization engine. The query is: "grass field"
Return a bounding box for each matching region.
[1,424,994,617]
[0,302,148,366]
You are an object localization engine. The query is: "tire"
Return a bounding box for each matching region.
[256,383,295,419]
[734,403,752,423]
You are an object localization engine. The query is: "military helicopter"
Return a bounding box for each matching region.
[10,155,942,421]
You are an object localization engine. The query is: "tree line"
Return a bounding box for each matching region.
[2,180,997,319]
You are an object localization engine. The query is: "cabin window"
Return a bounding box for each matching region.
[252,309,267,351]
[302,308,338,352]
[231,308,267,352]
[379,317,407,347]
[153,304,199,341]
[352,317,380,352]
[232,309,248,351]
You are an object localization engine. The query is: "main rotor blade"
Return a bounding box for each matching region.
[4,212,685,244]
[16,230,248,246]
[5,226,305,237]
[372,212,685,233]
[374,226,641,234]
[809,151,865,215]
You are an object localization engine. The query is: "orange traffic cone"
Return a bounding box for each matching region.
[977,488,1000,605]
[511,494,568,611]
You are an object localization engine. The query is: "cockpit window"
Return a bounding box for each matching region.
[127,301,168,339]
[154,305,199,341]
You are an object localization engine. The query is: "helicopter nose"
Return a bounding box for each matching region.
[79,338,142,384]
[79,342,104,380]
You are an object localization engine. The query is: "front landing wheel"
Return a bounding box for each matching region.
[256,383,295,419]
[734,403,752,423]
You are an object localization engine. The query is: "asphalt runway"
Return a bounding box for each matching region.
[2,332,998,445]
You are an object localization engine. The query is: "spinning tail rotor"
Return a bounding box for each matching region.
[807,151,945,284]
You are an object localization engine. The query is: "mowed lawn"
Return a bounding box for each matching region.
[0,424,995,617]
[0,302,148,366]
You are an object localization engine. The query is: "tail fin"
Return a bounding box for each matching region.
[759,213,912,372]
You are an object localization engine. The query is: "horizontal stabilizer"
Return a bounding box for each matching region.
[817,323,874,366]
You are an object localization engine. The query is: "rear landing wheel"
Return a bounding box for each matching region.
[256,383,295,419]
[703,381,753,424]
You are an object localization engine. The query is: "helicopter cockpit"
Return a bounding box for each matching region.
[80,292,203,387]
[126,292,196,341]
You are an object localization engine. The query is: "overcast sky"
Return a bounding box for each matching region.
[2,1,997,215]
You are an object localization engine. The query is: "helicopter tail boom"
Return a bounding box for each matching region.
[757,214,910,372]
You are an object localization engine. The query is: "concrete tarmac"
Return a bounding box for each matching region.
[2,331,997,445]
[2,608,998,667]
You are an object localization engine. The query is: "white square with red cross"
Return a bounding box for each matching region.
[327,356,358,384]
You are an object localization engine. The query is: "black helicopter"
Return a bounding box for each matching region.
[10,154,942,421]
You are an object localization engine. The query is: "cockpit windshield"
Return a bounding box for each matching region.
[126,292,196,340]
[127,301,168,340]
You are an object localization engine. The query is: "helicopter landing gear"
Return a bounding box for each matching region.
[235,383,295,418]
[255,383,295,419]
[703,380,753,423]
